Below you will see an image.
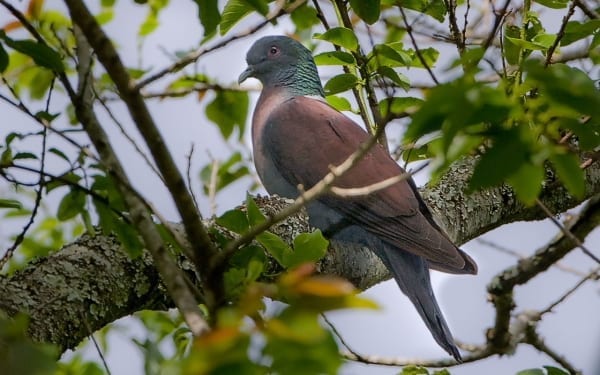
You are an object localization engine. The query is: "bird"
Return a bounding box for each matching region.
[238,35,477,361]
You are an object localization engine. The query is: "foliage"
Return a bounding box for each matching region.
[0,0,598,374]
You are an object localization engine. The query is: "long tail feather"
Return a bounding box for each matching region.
[379,245,462,362]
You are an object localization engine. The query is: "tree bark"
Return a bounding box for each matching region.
[1,157,599,352]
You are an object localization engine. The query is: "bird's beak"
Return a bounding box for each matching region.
[238,66,255,85]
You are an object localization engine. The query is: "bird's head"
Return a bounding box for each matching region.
[238,35,324,97]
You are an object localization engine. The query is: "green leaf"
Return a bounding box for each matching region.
[291,4,319,30]
[1,38,64,72]
[507,162,544,205]
[325,95,352,112]
[469,130,528,191]
[506,36,550,51]
[526,62,600,119]
[377,66,410,90]
[139,12,159,36]
[257,231,293,267]
[562,20,600,46]
[314,51,356,66]
[401,366,430,375]
[216,209,250,234]
[0,315,59,375]
[390,0,446,22]
[371,43,412,67]
[379,96,423,119]
[544,366,569,375]
[194,0,221,37]
[349,0,380,24]
[0,199,22,209]
[516,369,545,375]
[220,0,253,35]
[57,189,86,221]
[0,43,8,72]
[200,152,250,194]
[264,311,342,375]
[314,27,359,51]
[324,73,359,95]
[286,230,329,268]
[243,0,269,15]
[534,0,569,8]
[246,194,266,226]
[206,90,249,140]
[550,152,585,198]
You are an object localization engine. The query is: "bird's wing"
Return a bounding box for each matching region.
[262,96,475,273]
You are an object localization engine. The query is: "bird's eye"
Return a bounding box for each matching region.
[269,46,279,55]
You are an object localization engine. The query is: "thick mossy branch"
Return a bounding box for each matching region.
[0,156,598,352]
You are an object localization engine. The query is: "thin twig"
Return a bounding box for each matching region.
[545,0,577,66]
[398,6,439,85]
[539,267,600,316]
[330,162,428,197]
[133,1,305,91]
[535,198,600,264]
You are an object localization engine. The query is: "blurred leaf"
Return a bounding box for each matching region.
[526,62,600,119]
[1,37,63,72]
[285,230,329,268]
[194,0,220,37]
[291,3,319,30]
[324,73,359,95]
[220,0,253,35]
[379,96,423,119]
[401,366,430,375]
[550,152,585,198]
[139,12,159,36]
[383,0,446,22]
[534,0,569,8]
[507,162,544,205]
[314,51,356,66]
[13,152,37,160]
[0,314,58,375]
[243,0,269,15]
[57,189,86,221]
[246,194,266,226]
[257,231,293,267]
[216,208,250,234]
[200,152,250,194]
[377,66,410,90]
[371,43,412,67]
[264,311,341,375]
[349,0,380,24]
[469,129,528,191]
[561,20,600,46]
[314,27,358,51]
[325,95,352,112]
[516,369,545,375]
[183,327,261,375]
[206,90,249,140]
[544,366,569,375]
[0,43,8,72]
[0,199,22,209]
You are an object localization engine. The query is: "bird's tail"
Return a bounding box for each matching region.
[379,245,462,362]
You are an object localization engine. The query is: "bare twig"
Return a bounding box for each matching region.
[545,0,577,66]
[398,6,440,85]
[133,1,305,91]
[535,198,600,264]
[330,162,428,197]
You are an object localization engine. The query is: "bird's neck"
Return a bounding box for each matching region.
[266,63,324,98]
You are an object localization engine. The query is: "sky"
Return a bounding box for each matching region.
[1,1,599,374]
